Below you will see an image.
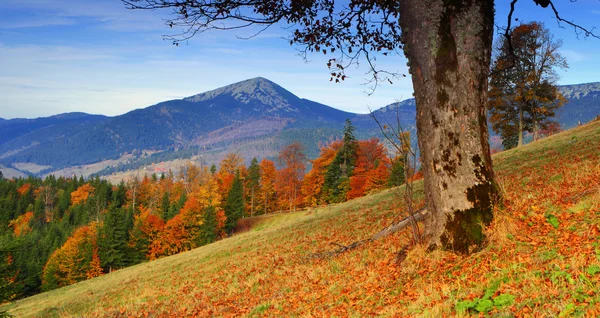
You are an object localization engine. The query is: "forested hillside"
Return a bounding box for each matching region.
[0,121,405,301]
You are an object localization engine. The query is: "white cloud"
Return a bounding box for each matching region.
[0,40,413,119]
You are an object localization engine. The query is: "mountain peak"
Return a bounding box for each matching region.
[183,77,300,112]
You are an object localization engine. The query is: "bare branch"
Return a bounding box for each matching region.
[547,0,600,40]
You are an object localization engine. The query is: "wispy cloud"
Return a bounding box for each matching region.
[0,17,76,29]
[560,49,588,63]
[0,0,164,32]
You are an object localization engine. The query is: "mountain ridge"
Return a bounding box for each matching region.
[0,78,598,178]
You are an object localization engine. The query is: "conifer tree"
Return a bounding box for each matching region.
[224,171,244,233]
[99,204,129,271]
[323,119,358,203]
[200,205,218,244]
[388,156,406,187]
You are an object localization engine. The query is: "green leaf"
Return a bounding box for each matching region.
[456,299,477,313]
[493,293,515,307]
[474,299,494,313]
[545,214,559,228]
[587,264,600,275]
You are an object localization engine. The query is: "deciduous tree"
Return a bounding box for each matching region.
[489,22,567,148]
[258,159,277,214]
[277,143,306,211]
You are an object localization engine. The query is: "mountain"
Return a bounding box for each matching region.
[0,78,598,178]
[0,112,107,145]
[557,82,600,128]
[0,78,356,174]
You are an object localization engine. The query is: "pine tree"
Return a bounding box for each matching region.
[323,119,358,203]
[98,204,129,272]
[224,171,244,233]
[200,206,218,244]
[388,156,406,187]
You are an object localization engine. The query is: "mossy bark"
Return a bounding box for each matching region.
[399,0,498,254]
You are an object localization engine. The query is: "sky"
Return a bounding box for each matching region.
[1,0,599,119]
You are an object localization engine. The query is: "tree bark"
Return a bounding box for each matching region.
[399,0,499,254]
[518,105,524,147]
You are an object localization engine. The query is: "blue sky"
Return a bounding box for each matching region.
[1,0,599,119]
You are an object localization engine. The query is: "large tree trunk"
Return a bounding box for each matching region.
[400,0,499,254]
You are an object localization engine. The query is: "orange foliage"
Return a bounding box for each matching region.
[137,176,160,210]
[150,196,206,258]
[71,183,95,206]
[87,247,103,279]
[9,211,34,237]
[258,159,278,213]
[408,171,424,182]
[302,140,342,206]
[347,139,389,200]
[17,183,31,196]
[219,153,244,175]
[276,143,306,211]
[132,206,166,260]
[42,223,102,289]
[215,208,227,238]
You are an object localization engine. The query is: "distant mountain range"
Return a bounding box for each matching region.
[0,78,598,178]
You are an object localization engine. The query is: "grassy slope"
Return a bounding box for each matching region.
[3,121,600,317]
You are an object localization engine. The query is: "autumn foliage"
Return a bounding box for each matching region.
[2,121,404,298]
[71,184,95,206]
[42,223,102,290]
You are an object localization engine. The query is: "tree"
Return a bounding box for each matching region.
[0,235,19,303]
[42,224,102,290]
[388,156,406,188]
[258,159,277,214]
[246,158,260,217]
[199,205,218,244]
[224,171,244,233]
[489,22,568,148]
[98,204,129,272]
[277,143,306,212]
[123,0,593,253]
[347,138,389,200]
[70,183,94,206]
[322,120,359,203]
[301,140,343,206]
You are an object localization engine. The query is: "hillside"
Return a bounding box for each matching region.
[1,79,598,180]
[3,120,599,317]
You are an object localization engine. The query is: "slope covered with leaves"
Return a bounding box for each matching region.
[3,120,599,317]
